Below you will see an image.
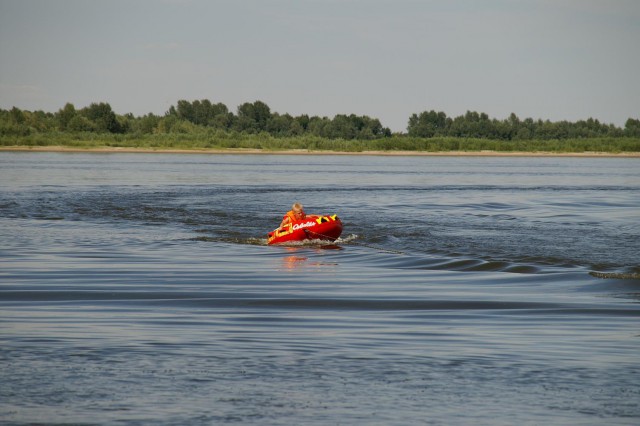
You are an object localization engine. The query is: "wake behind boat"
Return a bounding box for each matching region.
[267,214,343,245]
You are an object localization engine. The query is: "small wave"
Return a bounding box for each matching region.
[190,235,344,248]
[590,271,640,280]
[190,235,269,246]
[190,236,219,243]
[3,292,639,317]
[404,257,542,274]
[245,237,269,246]
[337,234,359,243]
[267,239,344,249]
[339,234,406,255]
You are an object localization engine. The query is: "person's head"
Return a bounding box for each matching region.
[292,203,305,218]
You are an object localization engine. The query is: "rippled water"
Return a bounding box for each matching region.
[1,152,639,425]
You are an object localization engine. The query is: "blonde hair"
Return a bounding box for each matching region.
[292,203,304,212]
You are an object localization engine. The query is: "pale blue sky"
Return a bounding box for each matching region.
[1,0,638,131]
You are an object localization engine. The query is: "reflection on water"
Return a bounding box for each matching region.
[284,258,340,272]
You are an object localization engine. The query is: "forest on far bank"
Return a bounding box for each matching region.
[1,99,639,152]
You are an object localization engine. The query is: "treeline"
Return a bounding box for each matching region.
[1,99,639,143]
[0,100,391,140]
[408,110,640,140]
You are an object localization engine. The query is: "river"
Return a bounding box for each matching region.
[1,152,639,424]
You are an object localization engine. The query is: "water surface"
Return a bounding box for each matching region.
[1,152,639,424]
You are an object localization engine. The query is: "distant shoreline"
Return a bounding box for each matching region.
[1,145,639,157]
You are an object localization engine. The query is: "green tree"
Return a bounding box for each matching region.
[236,100,271,133]
[174,99,231,128]
[624,118,640,137]
[407,110,448,137]
[267,113,294,137]
[9,107,25,125]
[294,114,310,131]
[67,115,97,132]
[327,115,356,139]
[156,115,179,133]
[25,110,54,132]
[133,113,160,134]
[289,120,304,136]
[56,103,77,131]
[307,116,331,137]
[81,102,122,133]
[175,100,195,123]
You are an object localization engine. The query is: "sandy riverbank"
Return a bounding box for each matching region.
[1,145,639,157]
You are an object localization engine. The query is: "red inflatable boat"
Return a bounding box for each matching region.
[267,214,343,245]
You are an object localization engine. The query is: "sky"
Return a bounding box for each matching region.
[1,0,638,132]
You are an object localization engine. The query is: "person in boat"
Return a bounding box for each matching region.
[280,203,306,228]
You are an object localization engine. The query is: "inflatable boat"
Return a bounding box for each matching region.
[267,214,343,245]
